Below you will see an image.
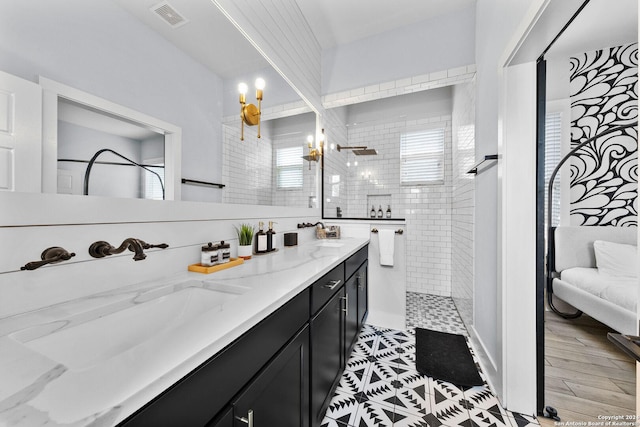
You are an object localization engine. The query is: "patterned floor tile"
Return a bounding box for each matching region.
[507,412,540,427]
[323,293,538,427]
[324,390,361,426]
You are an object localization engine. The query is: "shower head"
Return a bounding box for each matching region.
[353,148,378,156]
[336,144,377,155]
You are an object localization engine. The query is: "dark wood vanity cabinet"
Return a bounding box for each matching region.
[230,326,309,427]
[119,244,368,427]
[356,260,368,329]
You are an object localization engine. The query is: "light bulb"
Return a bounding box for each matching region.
[238,82,248,95]
[255,78,265,90]
[354,160,358,166]
[330,143,335,150]
[307,135,314,144]
[347,161,351,167]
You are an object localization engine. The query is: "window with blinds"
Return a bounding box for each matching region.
[545,111,562,227]
[276,146,303,189]
[143,164,165,200]
[400,128,445,184]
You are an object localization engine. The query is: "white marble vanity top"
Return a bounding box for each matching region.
[0,237,368,426]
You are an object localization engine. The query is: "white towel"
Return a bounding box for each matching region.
[378,229,395,266]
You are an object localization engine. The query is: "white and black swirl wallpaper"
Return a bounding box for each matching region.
[569,43,638,227]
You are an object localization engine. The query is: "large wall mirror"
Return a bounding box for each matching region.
[0,0,318,207]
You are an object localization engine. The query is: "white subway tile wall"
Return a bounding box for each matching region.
[325,115,453,295]
[322,65,476,109]
[451,80,476,328]
[272,134,317,208]
[221,124,274,205]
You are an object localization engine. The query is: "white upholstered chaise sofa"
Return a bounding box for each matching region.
[551,226,638,336]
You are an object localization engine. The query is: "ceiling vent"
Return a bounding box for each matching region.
[150,1,188,28]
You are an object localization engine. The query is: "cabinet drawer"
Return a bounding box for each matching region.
[311,263,345,315]
[345,245,368,281]
[119,288,310,427]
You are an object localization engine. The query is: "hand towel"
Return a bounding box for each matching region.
[378,229,395,266]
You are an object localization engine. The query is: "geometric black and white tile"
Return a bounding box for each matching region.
[321,294,540,427]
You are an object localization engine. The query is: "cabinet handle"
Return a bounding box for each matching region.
[357,273,364,289]
[236,410,254,426]
[341,295,348,315]
[323,279,342,290]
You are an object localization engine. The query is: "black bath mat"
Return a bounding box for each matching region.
[415,328,483,387]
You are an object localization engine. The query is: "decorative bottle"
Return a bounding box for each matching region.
[256,222,267,253]
[370,205,376,218]
[377,205,383,218]
[386,205,391,218]
[267,221,276,252]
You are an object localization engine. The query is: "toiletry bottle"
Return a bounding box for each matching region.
[256,222,267,253]
[219,241,231,263]
[370,205,376,218]
[386,205,391,218]
[201,242,218,266]
[377,205,383,218]
[337,207,342,218]
[267,221,276,252]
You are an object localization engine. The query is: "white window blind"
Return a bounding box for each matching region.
[545,111,562,227]
[143,164,164,200]
[276,146,303,189]
[400,128,445,184]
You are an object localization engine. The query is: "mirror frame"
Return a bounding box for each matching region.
[39,77,182,200]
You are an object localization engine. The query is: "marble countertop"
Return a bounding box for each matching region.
[0,237,368,426]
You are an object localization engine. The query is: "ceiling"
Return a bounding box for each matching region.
[546,0,638,60]
[114,0,477,80]
[295,0,476,49]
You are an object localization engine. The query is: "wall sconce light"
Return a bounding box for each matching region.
[238,78,265,141]
[302,128,325,169]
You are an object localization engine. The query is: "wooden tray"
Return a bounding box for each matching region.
[188,257,244,274]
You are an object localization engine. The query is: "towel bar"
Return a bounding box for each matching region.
[371,228,403,234]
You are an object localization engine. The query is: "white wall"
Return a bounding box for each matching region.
[451,80,476,329]
[322,6,476,94]
[474,0,545,408]
[0,0,224,203]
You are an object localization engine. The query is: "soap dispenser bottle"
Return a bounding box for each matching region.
[386,205,392,218]
[256,222,267,254]
[370,205,376,218]
[377,205,383,218]
[267,221,277,252]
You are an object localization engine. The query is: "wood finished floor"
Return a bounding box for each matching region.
[539,311,636,426]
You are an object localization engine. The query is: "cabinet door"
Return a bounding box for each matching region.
[344,274,359,358]
[357,261,368,328]
[232,326,309,427]
[207,407,233,427]
[310,289,344,426]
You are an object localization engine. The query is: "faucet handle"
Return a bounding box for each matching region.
[21,247,76,271]
[138,240,169,250]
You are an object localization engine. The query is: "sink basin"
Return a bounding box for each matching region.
[11,285,242,370]
[314,241,344,248]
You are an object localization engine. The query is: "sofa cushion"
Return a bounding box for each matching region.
[561,267,637,312]
[594,240,637,277]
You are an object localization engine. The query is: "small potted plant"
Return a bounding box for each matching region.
[235,223,255,259]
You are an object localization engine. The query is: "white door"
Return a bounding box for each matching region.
[0,70,42,193]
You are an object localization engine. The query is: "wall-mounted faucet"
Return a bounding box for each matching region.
[89,238,168,261]
[21,247,76,271]
[297,222,325,229]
